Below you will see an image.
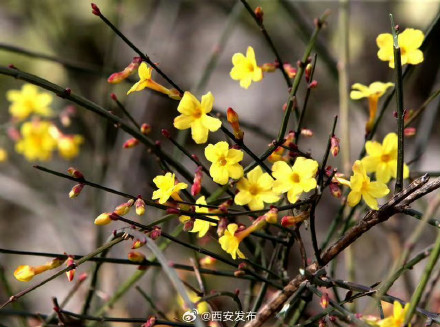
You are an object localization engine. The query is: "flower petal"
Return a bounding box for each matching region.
[201,115,222,132]
[177,92,200,115]
[347,191,361,207]
[191,120,209,144]
[174,114,195,130]
[200,92,214,114]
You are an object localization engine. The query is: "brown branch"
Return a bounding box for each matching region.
[244,175,440,327]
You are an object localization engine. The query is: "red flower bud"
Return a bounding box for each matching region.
[91,3,101,16]
[141,123,152,135]
[161,129,171,138]
[254,6,264,24]
[227,108,244,140]
[132,238,147,249]
[320,292,329,309]
[329,183,342,198]
[301,129,313,137]
[110,93,118,101]
[135,197,146,216]
[330,136,340,157]
[123,138,139,148]
[128,251,146,263]
[65,256,76,282]
[67,167,84,179]
[69,183,84,198]
[149,227,162,240]
[404,127,416,137]
[191,166,203,197]
[308,80,318,89]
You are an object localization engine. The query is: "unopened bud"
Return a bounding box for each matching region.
[281,212,309,227]
[404,127,416,137]
[183,219,194,232]
[329,183,342,198]
[254,6,264,24]
[191,166,203,196]
[135,197,146,216]
[161,129,171,138]
[114,199,134,216]
[91,3,101,16]
[128,251,146,263]
[200,256,217,266]
[94,212,112,226]
[308,80,318,88]
[238,262,247,270]
[65,257,75,282]
[320,292,329,309]
[217,218,228,237]
[330,136,340,157]
[107,57,141,84]
[283,63,297,79]
[264,207,278,224]
[123,138,139,148]
[149,227,162,240]
[305,63,313,82]
[67,167,84,179]
[142,316,157,327]
[227,108,244,140]
[234,270,246,277]
[166,208,180,215]
[141,123,152,135]
[301,129,313,137]
[132,238,147,249]
[261,62,277,73]
[69,184,84,198]
[47,257,65,269]
[319,319,326,327]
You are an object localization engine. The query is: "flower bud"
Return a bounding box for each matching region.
[69,183,84,198]
[264,207,278,224]
[284,63,297,79]
[261,62,277,73]
[320,292,329,309]
[254,6,264,24]
[227,108,244,140]
[161,129,171,138]
[114,199,134,216]
[168,89,182,100]
[281,212,309,227]
[78,272,88,282]
[67,167,84,179]
[132,238,147,249]
[135,197,146,216]
[301,129,313,137]
[330,136,340,157]
[94,212,112,225]
[191,166,203,197]
[65,256,75,282]
[183,219,195,232]
[309,80,318,88]
[149,227,162,240]
[404,127,416,137]
[217,217,228,237]
[329,183,342,198]
[166,208,180,215]
[234,270,246,277]
[238,262,247,270]
[128,251,146,263]
[107,57,142,84]
[91,3,101,16]
[200,256,217,266]
[141,123,152,135]
[123,138,139,149]
[142,316,157,327]
[305,63,313,82]
[14,265,36,282]
[47,257,65,269]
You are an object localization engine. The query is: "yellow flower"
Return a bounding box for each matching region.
[14,258,64,282]
[234,166,280,210]
[15,121,57,161]
[230,46,263,89]
[377,28,424,68]
[180,196,219,238]
[205,141,244,185]
[152,172,188,204]
[56,135,84,160]
[378,301,409,327]
[178,290,209,314]
[219,224,246,260]
[173,92,222,144]
[346,160,390,210]
[6,84,53,121]
[0,148,8,162]
[127,62,181,99]
[361,133,409,184]
[350,82,394,133]
[272,157,319,204]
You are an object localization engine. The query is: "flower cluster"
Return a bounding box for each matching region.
[4,83,84,162]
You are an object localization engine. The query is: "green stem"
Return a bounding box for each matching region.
[390,15,404,193]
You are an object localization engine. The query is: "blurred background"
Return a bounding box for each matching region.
[0,0,439,326]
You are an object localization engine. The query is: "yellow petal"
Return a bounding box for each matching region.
[226,149,244,164]
[191,120,209,144]
[174,114,195,130]
[368,181,390,198]
[272,161,292,180]
[365,140,383,157]
[363,193,379,210]
[201,115,222,132]
[205,143,219,163]
[382,133,398,154]
[406,49,424,65]
[228,163,244,180]
[138,62,152,80]
[177,92,200,115]
[347,191,361,207]
[376,33,393,50]
[234,190,252,206]
[200,92,214,114]
[246,46,257,64]
[210,164,229,185]
[232,53,246,66]
[247,166,263,184]
[399,28,424,50]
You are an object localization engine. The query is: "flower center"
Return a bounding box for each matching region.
[381,154,391,162]
[193,107,202,119]
[291,173,300,183]
[249,184,260,196]
[219,156,228,166]
[247,62,255,72]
